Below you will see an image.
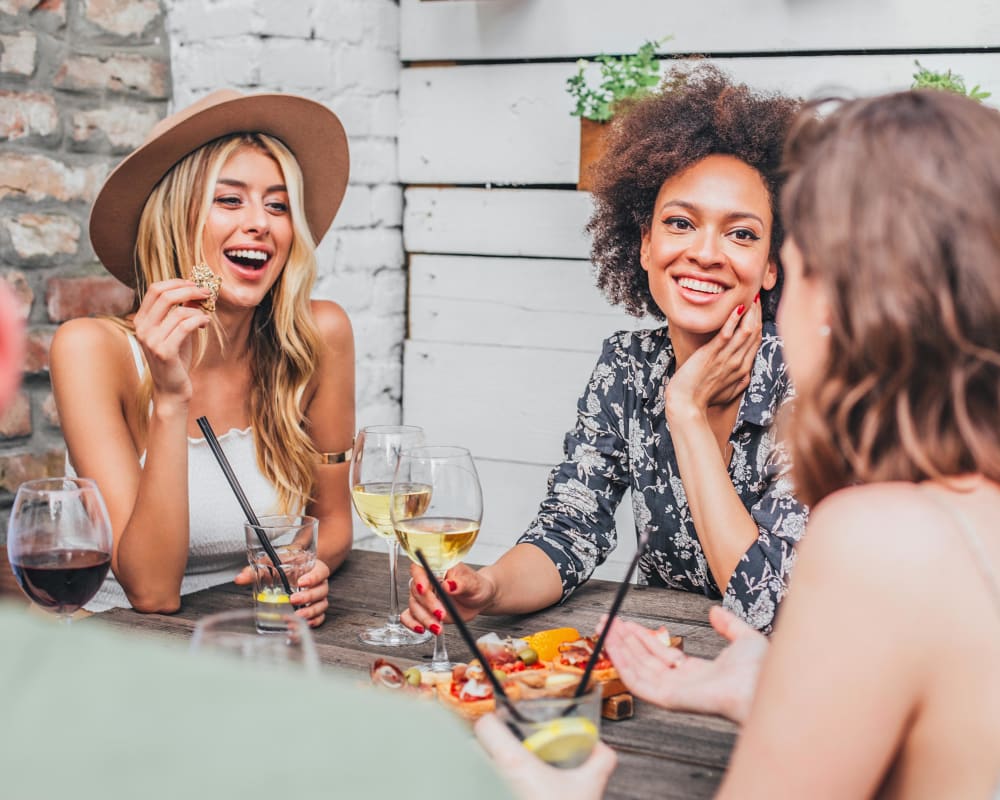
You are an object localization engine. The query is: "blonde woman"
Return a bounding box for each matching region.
[50,91,355,624]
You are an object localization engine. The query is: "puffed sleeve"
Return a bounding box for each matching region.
[722,429,808,633]
[517,333,632,601]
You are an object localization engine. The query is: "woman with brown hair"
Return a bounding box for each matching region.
[404,64,807,638]
[50,91,355,622]
[603,88,1000,797]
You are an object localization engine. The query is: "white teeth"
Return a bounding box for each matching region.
[225,249,268,261]
[677,277,724,294]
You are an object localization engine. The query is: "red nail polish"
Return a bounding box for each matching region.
[447,580,457,592]
[413,625,425,634]
[429,623,442,635]
[736,304,745,316]
[754,292,760,303]
[433,608,445,621]
[415,583,424,596]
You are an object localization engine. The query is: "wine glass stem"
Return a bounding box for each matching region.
[429,570,450,671]
[386,537,401,626]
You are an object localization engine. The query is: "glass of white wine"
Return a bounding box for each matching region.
[391,445,482,673]
[350,425,433,646]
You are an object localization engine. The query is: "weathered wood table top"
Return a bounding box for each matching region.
[92,548,737,799]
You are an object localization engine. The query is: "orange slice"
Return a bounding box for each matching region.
[524,627,581,662]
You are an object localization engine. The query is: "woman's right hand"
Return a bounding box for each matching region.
[400,562,497,634]
[132,278,212,402]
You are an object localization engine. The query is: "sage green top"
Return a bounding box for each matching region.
[0,603,514,800]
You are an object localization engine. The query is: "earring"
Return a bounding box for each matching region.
[818,324,831,337]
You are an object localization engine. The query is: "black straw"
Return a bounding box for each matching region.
[414,548,529,724]
[571,532,651,700]
[196,416,292,597]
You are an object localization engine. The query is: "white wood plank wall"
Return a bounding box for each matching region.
[398,0,1000,577]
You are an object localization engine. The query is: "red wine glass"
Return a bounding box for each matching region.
[7,477,113,624]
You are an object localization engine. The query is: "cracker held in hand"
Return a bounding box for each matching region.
[191,264,222,312]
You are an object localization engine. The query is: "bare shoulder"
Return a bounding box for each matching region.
[799,482,945,583]
[309,299,353,345]
[51,317,130,372]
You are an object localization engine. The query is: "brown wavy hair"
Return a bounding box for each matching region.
[588,62,800,321]
[781,90,1000,506]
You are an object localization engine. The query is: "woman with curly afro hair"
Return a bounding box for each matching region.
[404,64,807,637]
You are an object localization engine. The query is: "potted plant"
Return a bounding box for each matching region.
[911,61,991,101]
[566,38,669,191]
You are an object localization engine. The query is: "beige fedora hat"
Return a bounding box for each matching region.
[89,89,349,288]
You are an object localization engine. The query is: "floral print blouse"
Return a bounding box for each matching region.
[517,322,808,632]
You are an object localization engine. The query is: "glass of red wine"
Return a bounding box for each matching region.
[7,477,112,624]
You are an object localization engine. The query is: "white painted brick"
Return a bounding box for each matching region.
[255,0,312,38]
[372,267,406,316]
[257,39,336,90]
[369,92,398,138]
[371,184,402,227]
[328,94,372,137]
[164,0,256,40]
[335,44,399,93]
[353,314,404,360]
[313,268,375,312]
[353,398,403,430]
[357,358,403,399]
[348,137,398,184]
[362,0,399,50]
[0,32,37,76]
[324,228,403,270]
[311,0,364,43]
[172,40,263,88]
[334,184,373,229]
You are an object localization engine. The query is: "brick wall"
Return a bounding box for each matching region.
[0,0,404,544]
[165,0,405,430]
[0,0,169,534]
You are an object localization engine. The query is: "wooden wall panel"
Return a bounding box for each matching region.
[409,254,650,351]
[401,0,1000,61]
[400,53,1000,185]
[404,188,593,258]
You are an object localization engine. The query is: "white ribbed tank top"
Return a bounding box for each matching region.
[82,335,281,612]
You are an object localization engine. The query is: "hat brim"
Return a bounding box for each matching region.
[89,93,349,288]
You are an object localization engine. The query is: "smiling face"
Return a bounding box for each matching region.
[200,145,293,310]
[640,154,777,348]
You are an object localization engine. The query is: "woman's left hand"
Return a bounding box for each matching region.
[666,295,762,416]
[234,560,330,627]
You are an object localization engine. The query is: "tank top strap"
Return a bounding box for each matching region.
[125,333,145,379]
[920,486,1000,624]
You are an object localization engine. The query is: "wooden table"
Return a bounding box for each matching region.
[93,549,737,799]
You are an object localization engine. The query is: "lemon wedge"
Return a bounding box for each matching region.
[521,717,599,768]
[256,588,290,604]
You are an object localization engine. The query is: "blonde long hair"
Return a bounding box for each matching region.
[780,91,1000,506]
[125,133,321,513]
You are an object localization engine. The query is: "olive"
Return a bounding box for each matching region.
[404,667,422,687]
[517,647,539,666]
[492,668,507,684]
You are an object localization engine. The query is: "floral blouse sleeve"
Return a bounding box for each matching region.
[516,336,631,598]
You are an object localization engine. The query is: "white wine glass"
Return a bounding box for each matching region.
[391,445,482,673]
[6,477,113,624]
[350,425,433,646]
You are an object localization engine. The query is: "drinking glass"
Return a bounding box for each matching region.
[245,515,317,634]
[6,477,113,624]
[495,684,602,768]
[391,445,482,672]
[350,425,433,646]
[191,609,319,674]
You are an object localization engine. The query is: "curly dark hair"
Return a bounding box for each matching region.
[587,62,800,320]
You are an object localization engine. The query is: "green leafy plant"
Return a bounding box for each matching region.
[911,61,991,102]
[566,38,671,122]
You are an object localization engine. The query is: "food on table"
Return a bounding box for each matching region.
[191,263,222,312]
[523,626,582,662]
[438,660,523,720]
[476,632,549,688]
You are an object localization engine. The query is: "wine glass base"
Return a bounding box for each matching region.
[417,661,457,673]
[359,622,433,647]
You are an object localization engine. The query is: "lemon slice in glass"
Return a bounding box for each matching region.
[256,587,290,604]
[521,717,599,768]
